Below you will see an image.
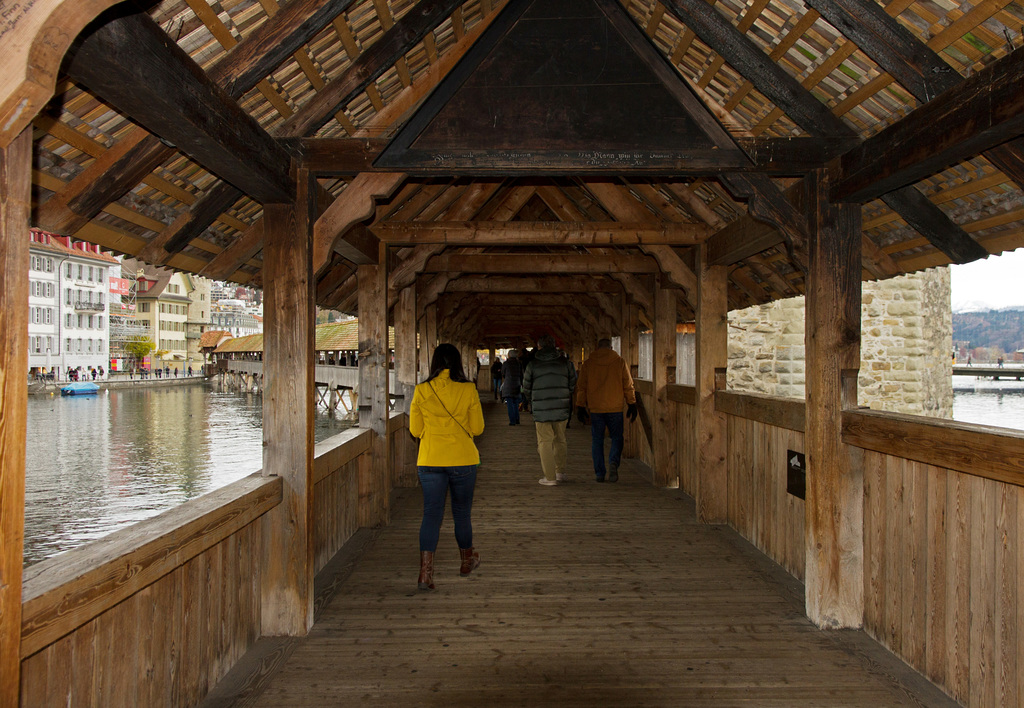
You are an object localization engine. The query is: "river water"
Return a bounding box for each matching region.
[952,374,1024,430]
[24,383,354,566]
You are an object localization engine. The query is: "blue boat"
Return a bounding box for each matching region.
[60,382,100,396]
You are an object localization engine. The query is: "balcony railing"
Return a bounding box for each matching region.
[73,296,105,311]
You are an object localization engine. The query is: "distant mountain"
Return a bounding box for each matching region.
[953,309,1024,353]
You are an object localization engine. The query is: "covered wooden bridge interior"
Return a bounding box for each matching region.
[2,0,1024,705]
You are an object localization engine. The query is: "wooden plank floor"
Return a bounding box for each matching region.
[209,399,959,707]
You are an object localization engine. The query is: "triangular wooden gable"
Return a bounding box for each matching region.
[375,0,750,175]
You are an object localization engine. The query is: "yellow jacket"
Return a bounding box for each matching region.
[575,347,636,413]
[410,370,485,466]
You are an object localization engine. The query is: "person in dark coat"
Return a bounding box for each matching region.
[523,335,577,485]
[500,349,524,425]
[490,358,503,400]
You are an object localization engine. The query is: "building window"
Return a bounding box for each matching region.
[139,302,150,313]
[45,309,52,325]
[77,339,82,352]
[66,338,72,352]
[46,283,54,298]
[47,337,53,351]
[88,266,94,282]
[65,264,72,278]
[98,340,104,353]
[65,290,72,305]
[97,316,103,328]
[76,264,83,280]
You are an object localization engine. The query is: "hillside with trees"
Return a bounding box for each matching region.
[953,308,1024,356]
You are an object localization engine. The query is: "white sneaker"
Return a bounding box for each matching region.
[556,473,568,482]
[538,478,557,486]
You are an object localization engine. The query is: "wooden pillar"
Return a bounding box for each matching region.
[422,302,438,375]
[260,175,315,636]
[395,285,417,413]
[621,300,640,458]
[0,128,30,705]
[695,243,728,523]
[358,247,390,526]
[805,169,863,629]
[652,279,677,487]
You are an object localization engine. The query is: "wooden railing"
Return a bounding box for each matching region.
[648,387,1024,708]
[19,415,416,707]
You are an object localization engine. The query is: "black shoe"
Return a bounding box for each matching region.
[608,463,618,483]
[595,476,605,483]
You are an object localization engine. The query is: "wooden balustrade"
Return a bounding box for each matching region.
[19,417,416,707]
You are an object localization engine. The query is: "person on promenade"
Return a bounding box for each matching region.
[523,335,577,486]
[490,357,503,400]
[575,338,638,483]
[500,349,524,425]
[410,343,486,591]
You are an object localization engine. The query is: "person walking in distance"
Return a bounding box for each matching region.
[410,344,486,590]
[490,356,503,400]
[575,338,637,483]
[500,348,524,425]
[523,335,578,486]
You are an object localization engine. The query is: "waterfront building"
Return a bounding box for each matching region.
[125,259,206,373]
[28,229,117,380]
[211,299,263,337]
[186,277,213,370]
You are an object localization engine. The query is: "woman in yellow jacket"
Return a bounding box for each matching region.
[410,343,485,590]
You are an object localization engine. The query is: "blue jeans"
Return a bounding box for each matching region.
[590,412,624,478]
[418,465,478,552]
[504,394,522,424]
[492,377,501,397]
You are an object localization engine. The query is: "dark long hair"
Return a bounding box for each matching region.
[426,343,469,383]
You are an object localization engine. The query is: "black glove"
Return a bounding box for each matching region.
[626,403,638,422]
[576,406,588,424]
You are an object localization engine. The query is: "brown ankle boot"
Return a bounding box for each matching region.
[418,551,435,590]
[459,547,480,577]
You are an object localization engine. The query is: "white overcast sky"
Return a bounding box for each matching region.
[950,247,1024,311]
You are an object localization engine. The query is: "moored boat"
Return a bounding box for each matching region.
[60,382,100,396]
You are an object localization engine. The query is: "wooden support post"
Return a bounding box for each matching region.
[395,285,417,412]
[804,169,864,629]
[422,303,438,375]
[621,301,640,459]
[0,127,30,706]
[652,281,677,487]
[358,248,390,526]
[695,243,729,523]
[260,175,315,636]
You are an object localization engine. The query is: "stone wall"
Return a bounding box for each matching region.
[726,268,953,418]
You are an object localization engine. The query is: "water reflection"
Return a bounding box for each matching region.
[25,383,353,566]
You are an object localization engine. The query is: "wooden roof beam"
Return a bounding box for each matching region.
[371,221,709,246]
[444,275,623,294]
[282,0,468,137]
[805,0,1024,190]
[312,172,406,273]
[64,10,293,204]
[664,0,975,271]
[834,46,1024,203]
[422,253,662,275]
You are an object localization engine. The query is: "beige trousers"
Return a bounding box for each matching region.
[535,420,567,481]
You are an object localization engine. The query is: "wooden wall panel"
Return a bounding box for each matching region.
[724,414,806,582]
[860,450,1024,707]
[676,402,697,496]
[20,524,264,707]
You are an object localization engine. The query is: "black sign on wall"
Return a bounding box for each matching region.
[787,450,806,500]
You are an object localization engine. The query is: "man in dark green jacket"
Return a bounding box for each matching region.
[523,335,578,486]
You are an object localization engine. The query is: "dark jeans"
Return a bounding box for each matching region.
[504,394,522,424]
[418,465,478,552]
[492,377,501,397]
[590,411,624,477]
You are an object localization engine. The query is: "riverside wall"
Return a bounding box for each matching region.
[727,268,953,418]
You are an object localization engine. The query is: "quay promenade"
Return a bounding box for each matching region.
[201,398,957,708]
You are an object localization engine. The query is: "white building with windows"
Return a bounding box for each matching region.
[29,230,118,379]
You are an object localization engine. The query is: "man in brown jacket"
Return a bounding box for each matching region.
[575,338,637,482]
